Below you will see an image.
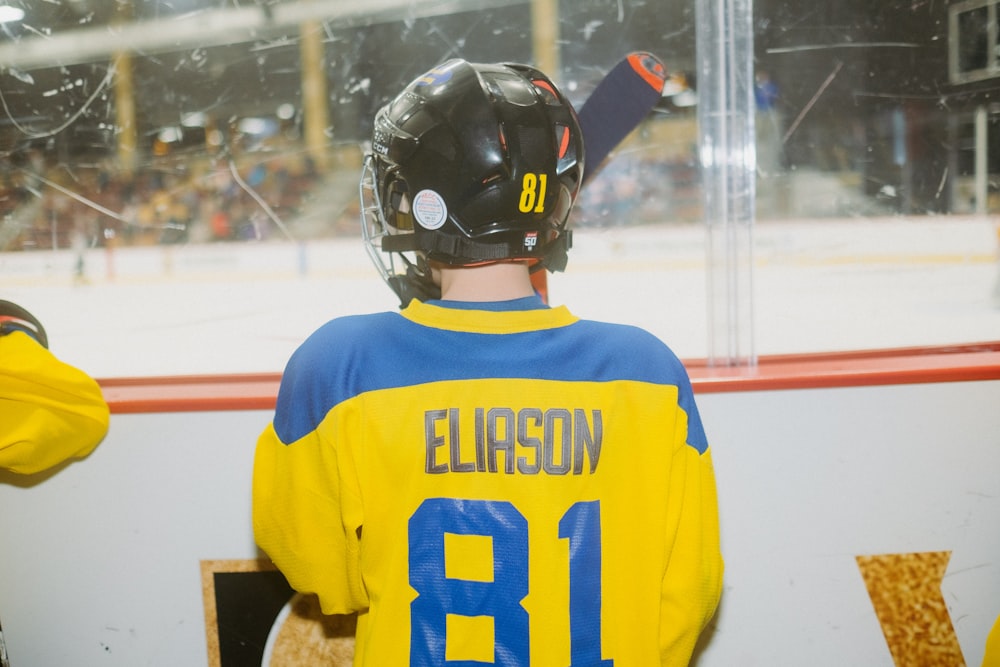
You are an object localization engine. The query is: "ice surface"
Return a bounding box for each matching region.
[2,216,997,378]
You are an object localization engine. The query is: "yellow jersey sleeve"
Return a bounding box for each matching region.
[0,331,109,474]
[253,414,367,615]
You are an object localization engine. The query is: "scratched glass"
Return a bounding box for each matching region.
[0,0,996,377]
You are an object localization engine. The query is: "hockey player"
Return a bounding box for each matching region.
[252,59,723,666]
[0,300,109,474]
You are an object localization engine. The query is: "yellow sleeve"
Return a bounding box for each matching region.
[0,331,110,475]
[659,444,724,666]
[251,415,367,615]
[984,614,1000,667]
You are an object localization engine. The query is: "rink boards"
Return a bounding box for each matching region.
[0,352,998,666]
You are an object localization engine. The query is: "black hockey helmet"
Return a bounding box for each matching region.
[360,58,585,305]
[0,299,48,348]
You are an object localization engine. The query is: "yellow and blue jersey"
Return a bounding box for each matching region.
[253,295,723,666]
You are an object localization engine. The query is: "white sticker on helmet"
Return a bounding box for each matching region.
[412,189,447,230]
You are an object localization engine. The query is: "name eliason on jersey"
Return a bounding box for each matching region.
[424,407,603,475]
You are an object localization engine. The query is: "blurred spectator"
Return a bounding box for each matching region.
[2,146,325,252]
[755,70,784,178]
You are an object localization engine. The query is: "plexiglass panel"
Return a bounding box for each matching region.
[0,0,997,377]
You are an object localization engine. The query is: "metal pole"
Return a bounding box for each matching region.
[531,0,560,78]
[300,19,331,173]
[975,105,988,215]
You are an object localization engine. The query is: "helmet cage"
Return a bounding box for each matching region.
[360,154,440,304]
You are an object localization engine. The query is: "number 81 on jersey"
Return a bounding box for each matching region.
[408,497,614,666]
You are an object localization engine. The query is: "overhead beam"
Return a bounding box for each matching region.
[0,0,526,71]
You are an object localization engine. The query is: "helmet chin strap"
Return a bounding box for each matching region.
[381,231,511,261]
[539,230,571,272]
[382,229,572,271]
[387,260,441,308]
[382,231,572,308]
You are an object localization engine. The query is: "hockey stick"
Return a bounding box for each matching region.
[375,54,668,304]
[576,51,668,184]
[533,52,668,302]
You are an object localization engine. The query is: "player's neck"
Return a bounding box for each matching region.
[437,261,535,302]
